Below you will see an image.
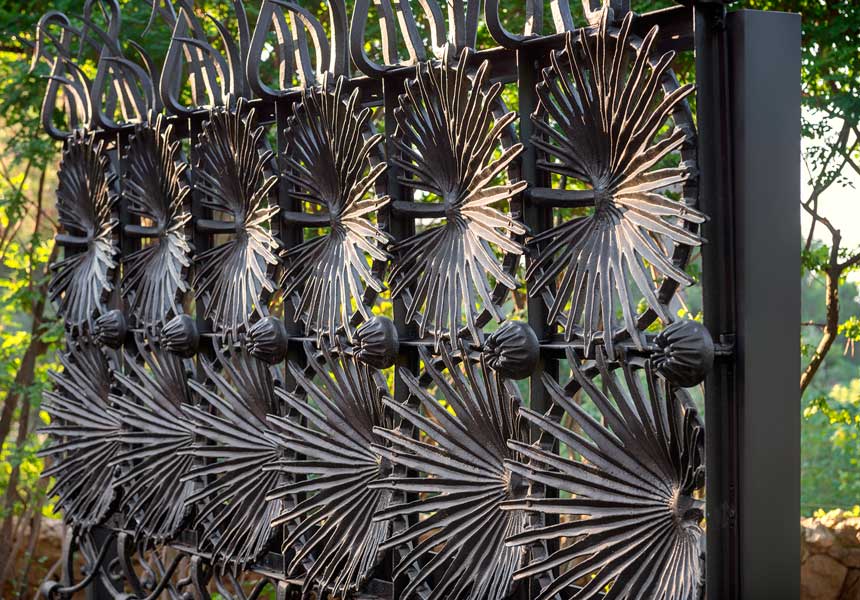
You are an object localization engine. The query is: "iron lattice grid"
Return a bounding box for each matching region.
[31,0,739,599]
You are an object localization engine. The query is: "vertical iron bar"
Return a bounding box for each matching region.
[276,98,302,394]
[382,71,415,600]
[695,4,739,597]
[727,10,801,598]
[518,45,558,598]
[189,116,212,366]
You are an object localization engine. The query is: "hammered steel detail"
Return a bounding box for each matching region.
[34,0,718,598]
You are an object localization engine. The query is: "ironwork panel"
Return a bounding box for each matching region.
[28,0,799,598]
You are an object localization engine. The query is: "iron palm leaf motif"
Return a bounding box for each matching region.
[49,132,119,333]
[121,115,192,328]
[265,342,397,596]
[389,49,526,345]
[110,338,195,541]
[503,352,704,600]
[182,349,284,570]
[193,105,280,335]
[527,13,703,357]
[372,346,531,600]
[39,340,121,529]
[280,76,390,341]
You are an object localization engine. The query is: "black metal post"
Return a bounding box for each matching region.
[696,3,739,596]
[728,9,802,599]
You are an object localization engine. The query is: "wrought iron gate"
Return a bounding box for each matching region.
[31,0,801,598]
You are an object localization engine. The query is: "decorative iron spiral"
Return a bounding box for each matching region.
[266,342,397,596]
[110,337,195,541]
[39,340,121,529]
[121,115,192,328]
[49,132,119,333]
[527,13,702,357]
[389,49,526,346]
[280,75,390,342]
[193,105,280,336]
[372,346,531,600]
[182,348,284,570]
[503,351,704,600]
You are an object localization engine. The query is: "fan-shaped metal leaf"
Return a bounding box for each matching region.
[39,340,121,529]
[527,13,703,356]
[389,50,526,345]
[121,115,192,328]
[503,351,704,600]
[265,342,396,596]
[193,105,280,335]
[280,75,391,341]
[182,349,284,570]
[372,346,530,600]
[110,338,195,541]
[49,133,119,333]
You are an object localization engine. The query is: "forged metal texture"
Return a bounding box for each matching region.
[504,352,704,600]
[372,346,531,600]
[354,315,400,369]
[39,340,121,529]
[265,342,398,596]
[110,337,195,542]
[247,315,289,364]
[279,75,390,342]
[182,348,285,571]
[30,2,157,138]
[483,320,541,380]
[350,0,446,76]
[50,132,119,335]
[39,529,124,599]
[121,114,192,329]
[249,0,348,97]
[94,308,128,349]
[160,2,253,115]
[527,12,702,357]
[389,49,526,346]
[485,0,577,48]
[160,313,200,358]
[193,103,280,337]
[653,319,715,388]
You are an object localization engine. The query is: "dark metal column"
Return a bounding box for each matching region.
[728,9,802,599]
[696,2,739,596]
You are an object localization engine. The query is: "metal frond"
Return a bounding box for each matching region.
[527,12,702,356]
[49,132,119,334]
[280,75,391,342]
[266,341,397,596]
[181,348,284,570]
[503,351,704,600]
[39,340,121,529]
[389,49,526,346]
[121,114,192,329]
[192,104,280,336]
[110,337,196,542]
[372,346,531,600]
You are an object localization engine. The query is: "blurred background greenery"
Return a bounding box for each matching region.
[0,0,857,596]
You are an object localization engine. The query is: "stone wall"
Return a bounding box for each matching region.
[803,510,860,599]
